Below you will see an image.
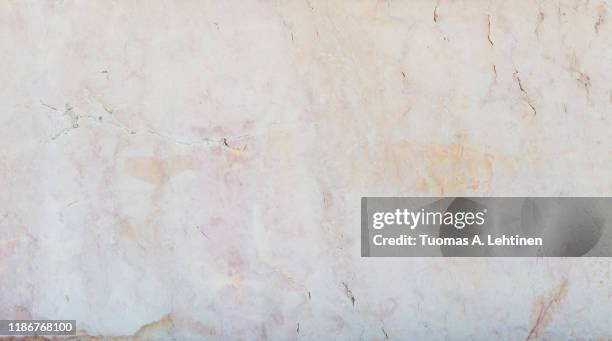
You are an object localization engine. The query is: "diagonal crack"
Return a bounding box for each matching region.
[487,14,494,46]
[513,69,537,116]
[342,282,356,307]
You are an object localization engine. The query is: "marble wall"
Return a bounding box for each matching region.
[1,0,611,339]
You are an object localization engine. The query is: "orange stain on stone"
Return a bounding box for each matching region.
[379,142,494,195]
[117,218,137,240]
[526,279,569,341]
[125,156,201,185]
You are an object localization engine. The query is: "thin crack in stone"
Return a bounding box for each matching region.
[47,107,250,149]
[514,70,537,116]
[40,100,58,112]
[433,1,440,23]
[487,14,494,46]
[595,12,604,33]
[341,282,356,307]
[535,9,545,37]
[382,326,389,340]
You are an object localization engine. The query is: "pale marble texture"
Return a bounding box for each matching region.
[1,0,612,339]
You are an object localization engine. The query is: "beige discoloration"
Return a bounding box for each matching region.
[410,143,494,194]
[526,279,569,341]
[353,142,495,195]
[125,156,201,185]
[495,8,507,26]
[116,218,138,240]
[17,314,219,340]
[130,314,217,340]
[13,305,32,320]
[569,53,592,96]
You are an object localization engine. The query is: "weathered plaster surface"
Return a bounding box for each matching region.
[1,0,611,339]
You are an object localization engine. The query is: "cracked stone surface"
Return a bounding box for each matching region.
[1,0,612,339]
